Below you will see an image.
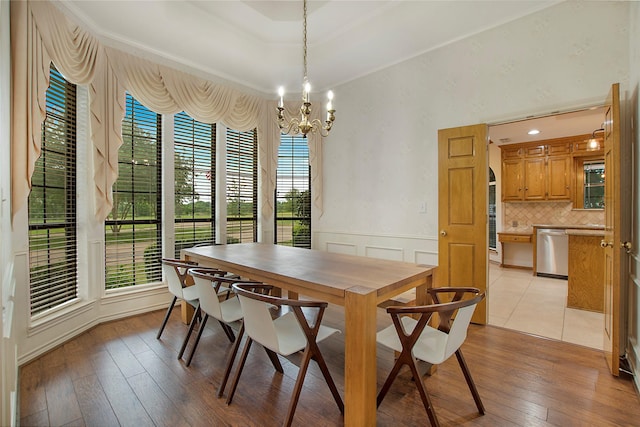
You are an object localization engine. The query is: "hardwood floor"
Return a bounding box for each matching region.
[19,303,640,426]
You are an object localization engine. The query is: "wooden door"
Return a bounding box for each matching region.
[438,124,488,324]
[603,83,623,376]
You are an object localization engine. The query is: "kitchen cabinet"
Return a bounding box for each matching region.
[498,232,533,269]
[566,229,604,312]
[500,139,572,202]
[547,155,571,199]
[524,158,546,200]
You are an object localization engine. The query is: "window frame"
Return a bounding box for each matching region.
[225,128,258,244]
[275,134,311,248]
[104,93,163,289]
[28,65,78,316]
[173,112,216,256]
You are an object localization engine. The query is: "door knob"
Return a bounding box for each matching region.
[621,241,632,254]
[440,230,447,237]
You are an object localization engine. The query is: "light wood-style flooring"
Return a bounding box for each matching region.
[19,303,640,426]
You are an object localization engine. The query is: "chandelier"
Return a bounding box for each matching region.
[277,0,335,138]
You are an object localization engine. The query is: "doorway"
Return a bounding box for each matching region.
[487,106,607,349]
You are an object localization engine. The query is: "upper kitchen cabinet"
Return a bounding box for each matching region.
[501,144,548,201]
[500,135,598,202]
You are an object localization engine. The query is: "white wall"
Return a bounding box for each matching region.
[628,0,640,391]
[317,1,630,256]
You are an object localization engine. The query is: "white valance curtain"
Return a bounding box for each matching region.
[10,0,329,223]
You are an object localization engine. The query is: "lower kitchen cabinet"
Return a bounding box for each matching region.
[567,230,605,312]
[498,232,533,269]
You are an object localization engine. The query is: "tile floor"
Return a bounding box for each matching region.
[488,263,604,350]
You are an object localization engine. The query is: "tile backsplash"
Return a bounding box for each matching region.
[503,201,604,231]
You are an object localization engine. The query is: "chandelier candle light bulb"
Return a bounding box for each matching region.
[276,0,336,138]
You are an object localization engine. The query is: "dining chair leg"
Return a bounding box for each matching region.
[178,305,201,359]
[455,349,485,414]
[283,346,313,427]
[407,358,439,427]
[218,323,245,398]
[263,347,283,373]
[156,296,178,339]
[311,345,344,413]
[184,314,209,366]
[376,357,406,407]
[219,321,235,342]
[226,337,253,405]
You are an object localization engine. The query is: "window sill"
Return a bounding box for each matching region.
[102,281,166,304]
[28,299,96,337]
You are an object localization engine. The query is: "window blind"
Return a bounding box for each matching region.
[105,94,162,288]
[174,112,216,255]
[275,135,311,248]
[28,65,78,315]
[226,128,257,244]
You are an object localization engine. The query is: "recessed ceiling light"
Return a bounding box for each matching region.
[528,129,540,135]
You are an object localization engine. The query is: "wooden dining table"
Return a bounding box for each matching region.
[182,243,436,426]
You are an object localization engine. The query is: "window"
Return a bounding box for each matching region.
[488,168,496,250]
[174,112,216,255]
[226,129,257,244]
[28,65,78,315]
[574,157,605,209]
[105,94,162,288]
[583,161,605,209]
[275,135,311,248]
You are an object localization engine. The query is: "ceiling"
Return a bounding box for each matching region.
[58,0,602,143]
[59,0,559,94]
[488,106,607,146]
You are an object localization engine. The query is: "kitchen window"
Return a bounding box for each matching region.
[583,161,605,209]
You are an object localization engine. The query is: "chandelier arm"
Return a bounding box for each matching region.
[277,107,301,136]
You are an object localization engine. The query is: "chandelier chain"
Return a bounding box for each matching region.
[276,0,335,138]
[303,0,308,81]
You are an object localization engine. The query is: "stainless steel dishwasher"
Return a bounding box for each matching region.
[536,228,568,279]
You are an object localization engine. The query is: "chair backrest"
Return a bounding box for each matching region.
[233,283,281,352]
[232,283,330,355]
[190,269,225,318]
[429,288,485,360]
[386,287,485,361]
[189,269,259,320]
[161,258,198,298]
[444,298,480,359]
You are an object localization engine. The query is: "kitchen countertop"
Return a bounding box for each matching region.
[532,224,604,230]
[565,229,605,236]
[498,230,533,236]
[500,224,604,236]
